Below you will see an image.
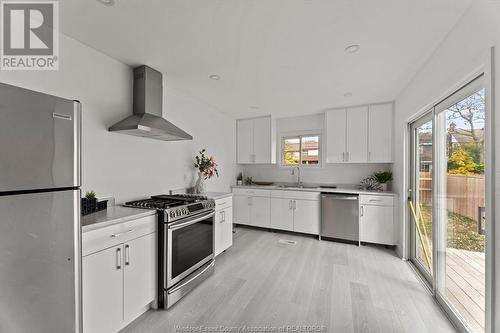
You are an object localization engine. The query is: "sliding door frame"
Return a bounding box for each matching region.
[409,111,434,286]
[405,59,493,333]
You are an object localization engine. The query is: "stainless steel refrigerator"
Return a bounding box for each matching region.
[0,83,82,333]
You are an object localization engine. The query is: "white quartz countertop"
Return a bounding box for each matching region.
[231,185,396,196]
[82,206,156,232]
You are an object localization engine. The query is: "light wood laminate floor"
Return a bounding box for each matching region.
[122,227,456,333]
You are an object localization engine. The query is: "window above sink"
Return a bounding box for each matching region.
[281,133,321,168]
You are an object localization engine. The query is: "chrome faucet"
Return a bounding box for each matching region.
[292,166,302,187]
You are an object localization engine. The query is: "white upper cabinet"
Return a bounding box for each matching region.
[368,103,394,162]
[237,119,254,164]
[236,116,275,164]
[346,105,369,163]
[325,108,347,163]
[253,116,273,164]
[325,102,393,164]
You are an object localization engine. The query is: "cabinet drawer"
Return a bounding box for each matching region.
[271,190,319,201]
[215,196,232,211]
[359,195,394,206]
[83,215,157,256]
[232,188,271,197]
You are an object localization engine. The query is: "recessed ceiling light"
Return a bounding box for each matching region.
[345,44,360,53]
[96,0,115,6]
[209,74,220,81]
[344,92,353,97]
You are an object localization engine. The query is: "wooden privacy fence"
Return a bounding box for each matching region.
[418,172,485,222]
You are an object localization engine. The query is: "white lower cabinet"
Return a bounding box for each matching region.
[250,196,271,228]
[293,199,320,235]
[359,195,395,246]
[270,198,294,231]
[232,189,271,228]
[233,195,251,225]
[232,189,320,235]
[83,245,124,333]
[123,233,156,322]
[270,191,320,235]
[82,215,157,333]
[215,197,233,256]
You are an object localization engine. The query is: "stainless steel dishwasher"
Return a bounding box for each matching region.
[321,193,359,244]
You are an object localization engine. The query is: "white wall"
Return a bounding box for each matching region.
[0,33,237,203]
[242,113,392,184]
[393,1,500,329]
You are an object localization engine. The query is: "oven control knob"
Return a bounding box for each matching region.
[175,209,181,216]
[183,208,189,214]
[169,211,175,218]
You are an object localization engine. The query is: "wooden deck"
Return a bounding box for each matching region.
[446,248,485,332]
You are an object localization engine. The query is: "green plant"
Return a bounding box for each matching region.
[373,171,393,184]
[194,149,219,179]
[85,191,96,199]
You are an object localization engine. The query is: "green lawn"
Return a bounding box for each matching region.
[418,205,485,252]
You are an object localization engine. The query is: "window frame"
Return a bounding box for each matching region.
[279,131,322,168]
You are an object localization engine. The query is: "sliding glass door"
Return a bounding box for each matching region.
[409,76,486,333]
[410,113,434,282]
[435,77,485,333]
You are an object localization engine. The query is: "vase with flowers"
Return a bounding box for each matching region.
[193,149,219,193]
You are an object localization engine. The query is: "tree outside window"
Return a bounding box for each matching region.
[282,135,320,166]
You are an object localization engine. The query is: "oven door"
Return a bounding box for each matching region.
[166,210,214,288]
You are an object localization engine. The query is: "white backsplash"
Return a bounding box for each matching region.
[241,163,392,186]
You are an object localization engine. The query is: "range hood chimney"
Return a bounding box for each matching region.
[109,65,193,141]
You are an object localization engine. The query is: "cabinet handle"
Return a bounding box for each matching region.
[220,211,225,223]
[368,152,371,161]
[125,245,130,266]
[116,248,122,270]
[110,229,134,238]
[248,197,252,206]
[360,206,364,217]
[342,152,345,162]
[289,200,293,210]
[346,152,350,162]
[293,200,297,210]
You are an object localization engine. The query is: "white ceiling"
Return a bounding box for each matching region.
[59,0,471,119]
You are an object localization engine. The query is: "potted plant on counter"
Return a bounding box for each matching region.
[82,191,97,215]
[373,171,393,191]
[193,149,219,193]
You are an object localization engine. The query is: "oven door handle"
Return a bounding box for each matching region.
[168,211,215,230]
[167,261,215,295]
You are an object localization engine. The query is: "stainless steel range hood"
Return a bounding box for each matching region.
[109,65,193,141]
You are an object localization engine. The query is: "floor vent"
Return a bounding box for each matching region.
[278,239,297,246]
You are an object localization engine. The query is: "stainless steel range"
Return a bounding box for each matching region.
[125,194,216,309]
